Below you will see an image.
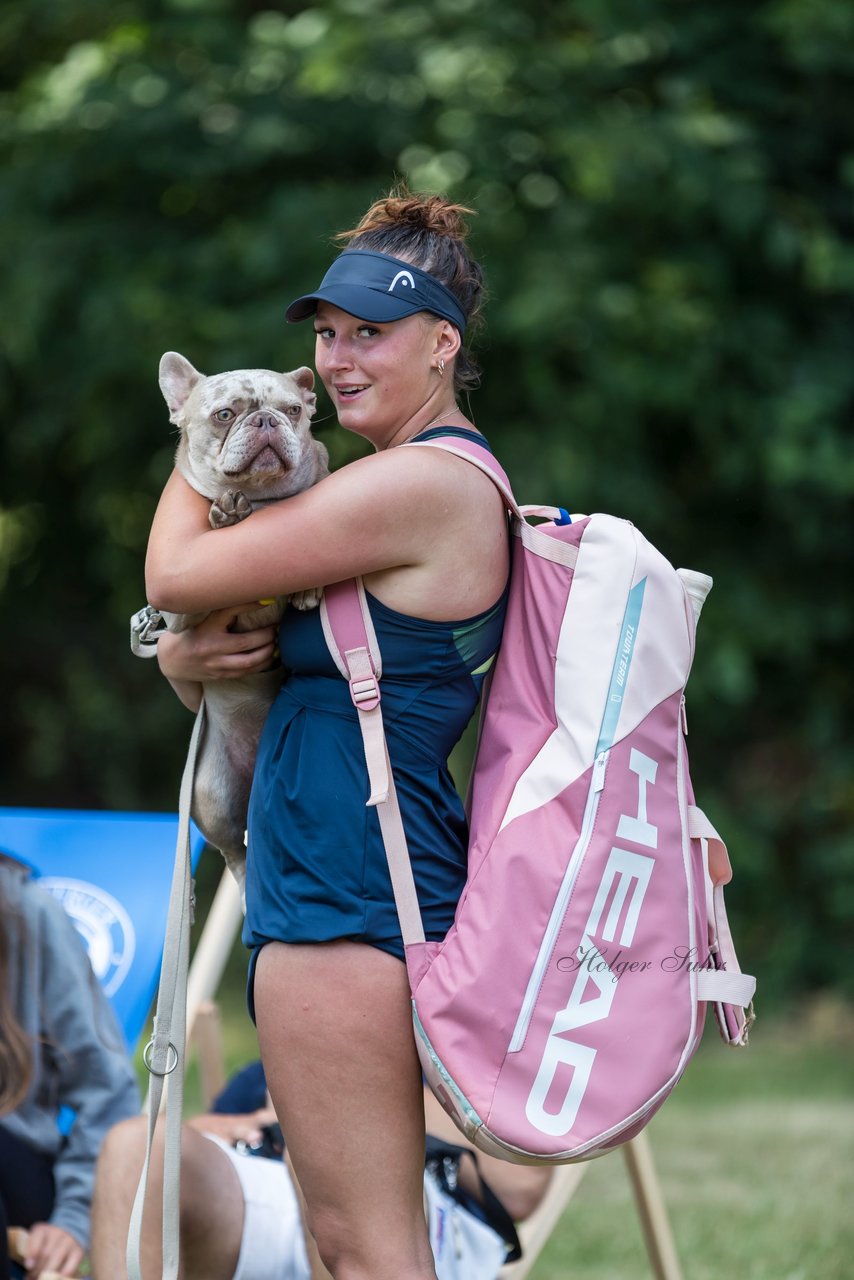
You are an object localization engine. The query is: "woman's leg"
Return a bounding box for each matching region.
[254,940,437,1280]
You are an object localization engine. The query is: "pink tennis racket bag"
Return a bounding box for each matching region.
[321,438,756,1164]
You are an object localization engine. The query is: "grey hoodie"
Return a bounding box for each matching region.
[0,857,140,1249]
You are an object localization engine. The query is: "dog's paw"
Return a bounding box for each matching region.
[288,587,323,612]
[210,489,252,529]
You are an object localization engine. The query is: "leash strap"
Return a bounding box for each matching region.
[126,699,205,1280]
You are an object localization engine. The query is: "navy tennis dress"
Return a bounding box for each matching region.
[243,429,507,984]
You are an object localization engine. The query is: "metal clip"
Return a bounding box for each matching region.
[130,604,167,657]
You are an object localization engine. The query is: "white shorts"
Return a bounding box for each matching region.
[203,1135,310,1280]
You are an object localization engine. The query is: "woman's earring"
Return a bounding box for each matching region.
[437,358,445,377]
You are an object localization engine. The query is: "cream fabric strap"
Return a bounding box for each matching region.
[348,675,425,947]
[126,699,205,1280]
[345,638,425,946]
[687,804,732,884]
[695,969,756,1007]
[320,581,426,947]
[373,730,427,946]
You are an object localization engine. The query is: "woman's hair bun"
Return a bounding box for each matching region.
[336,183,474,246]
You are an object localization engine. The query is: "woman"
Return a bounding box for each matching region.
[147,190,510,1279]
[0,852,140,1280]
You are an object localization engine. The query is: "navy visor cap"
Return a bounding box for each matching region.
[285,250,467,333]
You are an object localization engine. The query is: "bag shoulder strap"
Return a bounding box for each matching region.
[405,436,521,517]
[319,580,425,947]
[407,436,574,530]
[318,434,524,953]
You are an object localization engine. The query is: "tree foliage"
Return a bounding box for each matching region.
[1,0,852,1000]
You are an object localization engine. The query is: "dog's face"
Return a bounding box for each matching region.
[159,352,328,502]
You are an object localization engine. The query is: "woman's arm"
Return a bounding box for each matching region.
[145,448,441,616]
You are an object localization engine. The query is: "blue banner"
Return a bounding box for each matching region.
[0,807,207,1050]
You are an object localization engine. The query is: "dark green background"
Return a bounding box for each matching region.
[2,0,851,1003]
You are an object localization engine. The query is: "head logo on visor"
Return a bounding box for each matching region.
[389,270,416,292]
[285,250,467,332]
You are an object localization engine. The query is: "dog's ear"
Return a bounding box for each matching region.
[159,352,204,419]
[291,365,317,419]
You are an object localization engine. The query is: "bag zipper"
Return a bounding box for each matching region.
[508,750,609,1053]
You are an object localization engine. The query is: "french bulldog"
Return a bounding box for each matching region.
[158,351,329,891]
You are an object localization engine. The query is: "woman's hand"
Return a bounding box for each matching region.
[157,606,279,711]
[158,606,278,682]
[23,1222,85,1278]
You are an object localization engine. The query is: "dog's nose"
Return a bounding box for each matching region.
[257,413,278,432]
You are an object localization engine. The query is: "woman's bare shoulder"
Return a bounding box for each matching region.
[321,436,504,523]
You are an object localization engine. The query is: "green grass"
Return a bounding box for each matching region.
[531,1004,854,1280]
[138,876,854,1280]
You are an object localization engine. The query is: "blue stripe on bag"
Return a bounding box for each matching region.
[596,578,646,756]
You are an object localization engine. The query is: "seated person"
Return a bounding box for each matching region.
[90,1061,552,1280]
[0,852,141,1280]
